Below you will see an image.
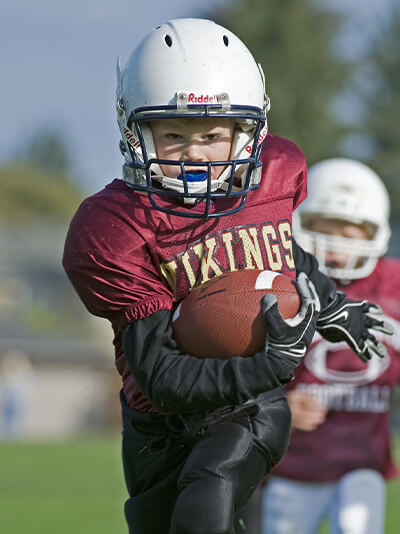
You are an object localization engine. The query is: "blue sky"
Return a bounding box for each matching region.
[0,0,229,193]
[0,0,395,194]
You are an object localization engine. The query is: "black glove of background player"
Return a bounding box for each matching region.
[262,273,321,360]
[316,291,394,363]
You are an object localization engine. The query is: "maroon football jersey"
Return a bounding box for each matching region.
[272,257,400,482]
[63,134,307,412]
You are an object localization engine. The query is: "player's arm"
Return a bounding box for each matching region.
[123,311,291,413]
[292,239,393,362]
[123,274,318,414]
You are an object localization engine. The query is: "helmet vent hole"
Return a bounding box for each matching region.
[164,34,173,47]
[223,35,229,46]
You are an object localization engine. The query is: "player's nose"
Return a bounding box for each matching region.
[182,141,206,161]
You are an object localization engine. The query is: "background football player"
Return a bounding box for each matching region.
[63,19,392,534]
[263,158,400,534]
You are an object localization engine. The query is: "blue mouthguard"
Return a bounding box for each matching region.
[177,171,208,182]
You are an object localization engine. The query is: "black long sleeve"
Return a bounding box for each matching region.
[292,238,337,310]
[123,309,297,414]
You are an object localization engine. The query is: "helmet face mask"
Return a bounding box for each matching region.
[116,18,269,218]
[294,158,391,283]
[298,218,384,283]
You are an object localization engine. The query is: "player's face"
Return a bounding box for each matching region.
[150,118,235,180]
[308,218,369,269]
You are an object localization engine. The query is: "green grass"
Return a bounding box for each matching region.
[1,433,400,533]
[0,433,127,534]
[385,469,400,533]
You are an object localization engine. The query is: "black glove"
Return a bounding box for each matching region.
[316,291,394,363]
[262,273,321,359]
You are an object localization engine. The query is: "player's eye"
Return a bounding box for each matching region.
[205,128,230,142]
[165,133,184,141]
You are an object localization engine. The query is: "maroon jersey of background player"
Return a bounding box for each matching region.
[272,257,400,482]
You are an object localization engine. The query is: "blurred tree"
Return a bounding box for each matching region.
[207,0,352,165]
[361,6,400,215]
[0,165,83,222]
[0,164,93,338]
[19,126,72,177]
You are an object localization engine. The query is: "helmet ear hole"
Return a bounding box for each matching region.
[223,35,229,46]
[164,34,173,47]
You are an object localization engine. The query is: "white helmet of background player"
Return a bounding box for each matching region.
[116,18,270,217]
[294,158,391,281]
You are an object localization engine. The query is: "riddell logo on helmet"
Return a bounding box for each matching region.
[188,93,220,104]
[245,125,268,153]
[124,127,141,149]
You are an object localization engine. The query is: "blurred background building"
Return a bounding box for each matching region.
[0,167,116,438]
[1,0,399,439]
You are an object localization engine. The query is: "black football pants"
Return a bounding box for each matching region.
[121,388,291,534]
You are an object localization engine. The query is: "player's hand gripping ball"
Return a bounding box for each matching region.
[172,269,301,359]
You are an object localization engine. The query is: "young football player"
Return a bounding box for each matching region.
[62,19,392,534]
[263,158,400,534]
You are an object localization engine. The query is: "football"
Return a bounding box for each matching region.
[172,269,301,359]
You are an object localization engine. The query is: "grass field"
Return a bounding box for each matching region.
[1,433,400,533]
[0,434,127,534]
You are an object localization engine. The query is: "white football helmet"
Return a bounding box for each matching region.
[294,158,391,281]
[116,18,270,217]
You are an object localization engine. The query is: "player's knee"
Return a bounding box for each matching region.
[172,523,233,534]
[171,479,235,534]
[171,518,234,534]
[338,469,385,534]
[171,512,234,534]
